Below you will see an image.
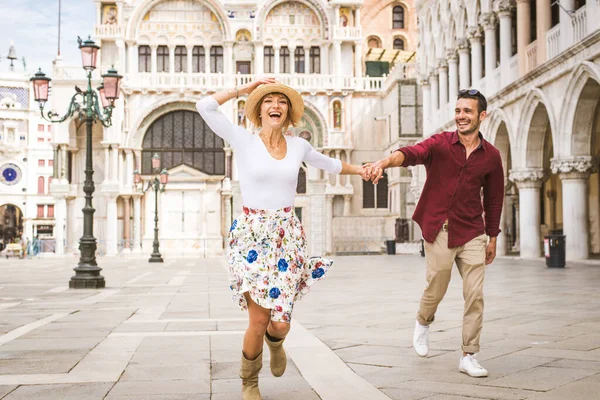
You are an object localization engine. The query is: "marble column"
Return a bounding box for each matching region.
[510,168,545,258]
[457,39,471,90]
[54,195,67,256]
[122,195,131,252]
[468,28,483,84]
[552,157,593,260]
[481,13,498,79]
[333,41,342,76]
[290,46,296,74]
[151,45,158,74]
[205,45,211,74]
[255,44,264,75]
[105,194,118,256]
[560,0,575,51]
[430,73,439,118]
[343,195,351,216]
[536,0,552,64]
[60,146,68,183]
[321,44,329,75]
[496,206,507,256]
[438,59,449,109]
[186,45,193,74]
[127,42,138,74]
[104,145,111,182]
[325,195,334,254]
[224,42,233,75]
[496,1,513,84]
[274,46,281,74]
[447,51,459,101]
[111,146,119,182]
[516,0,531,76]
[125,149,134,189]
[304,46,310,74]
[132,195,142,253]
[421,78,431,135]
[335,151,342,187]
[354,41,363,77]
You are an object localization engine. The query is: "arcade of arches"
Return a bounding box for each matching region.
[494,77,600,261]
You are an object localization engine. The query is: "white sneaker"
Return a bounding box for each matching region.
[459,354,488,377]
[413,321,429,357]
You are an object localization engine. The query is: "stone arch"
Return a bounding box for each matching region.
[558,62,600,157]
[256,0,330,40]
[485,106,515,148]
[0,203,24,243]
[287,99,328,148]
[140,109,225,175]
[393,34,409,50]
[517,88,558,168]
[125,0,231,40]
[367,35,382,48]
[128,95,201,148]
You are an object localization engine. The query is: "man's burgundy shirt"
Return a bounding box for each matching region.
[398,131,504,248]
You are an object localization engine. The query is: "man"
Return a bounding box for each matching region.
[368,90,504,377]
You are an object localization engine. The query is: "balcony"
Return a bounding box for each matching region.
[121,72,398,94]
[546,24,561,60]
[525,40,538,73]
[333,26,362,40]
[573,5,588,43]
[94,24,124,38]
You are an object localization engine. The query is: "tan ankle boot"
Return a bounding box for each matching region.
[240,352,263,400]
[265,336,287,377]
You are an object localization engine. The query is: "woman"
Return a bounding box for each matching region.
[196,78,368,399]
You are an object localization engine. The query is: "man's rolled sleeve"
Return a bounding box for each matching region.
[396,136,437,167]
[483,153,505,237]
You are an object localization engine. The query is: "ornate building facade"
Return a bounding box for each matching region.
[1,0,421,257]
[416,0,600,260]
[0,58,57,251]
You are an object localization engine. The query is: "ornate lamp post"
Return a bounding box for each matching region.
[30,36,122,289]
[133,153,169,263]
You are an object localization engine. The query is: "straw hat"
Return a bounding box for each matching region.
[244,83,304,127]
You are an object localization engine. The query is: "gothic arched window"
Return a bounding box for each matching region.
[142,111,225,175]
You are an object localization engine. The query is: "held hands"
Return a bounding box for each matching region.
[363,160,386,184]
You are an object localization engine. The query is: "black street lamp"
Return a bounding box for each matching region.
[30,36,122,289]
[133,154,169,263]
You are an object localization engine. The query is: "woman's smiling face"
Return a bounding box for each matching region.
[259,93,290,129]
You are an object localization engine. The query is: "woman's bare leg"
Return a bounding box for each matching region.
[242,293,270,360]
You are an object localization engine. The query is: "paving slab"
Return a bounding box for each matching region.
[1,255,600,399]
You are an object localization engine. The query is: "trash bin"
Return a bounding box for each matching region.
[544,233,565,268]
[385,240,396,255]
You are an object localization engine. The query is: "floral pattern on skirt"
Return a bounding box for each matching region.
[226,206,333,322]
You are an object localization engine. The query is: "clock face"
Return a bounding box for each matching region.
[0,164,22,186]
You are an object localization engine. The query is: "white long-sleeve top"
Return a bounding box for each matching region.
[196,96,342,210]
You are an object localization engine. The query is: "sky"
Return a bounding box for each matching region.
[0,0,96,75]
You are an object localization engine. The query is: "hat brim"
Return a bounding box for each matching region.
[244,83,304,127]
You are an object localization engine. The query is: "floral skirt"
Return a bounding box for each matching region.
[226,206,333,323]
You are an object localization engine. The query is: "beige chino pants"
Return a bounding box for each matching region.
[417,229,487,353]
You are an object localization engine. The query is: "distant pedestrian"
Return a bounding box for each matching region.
[32,235,40,256]
[197,78,369,399]
[366,89,504,377]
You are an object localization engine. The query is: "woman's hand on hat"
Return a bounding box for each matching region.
[242,77,278,95]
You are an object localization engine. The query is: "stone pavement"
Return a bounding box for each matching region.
[0,254,599,400]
